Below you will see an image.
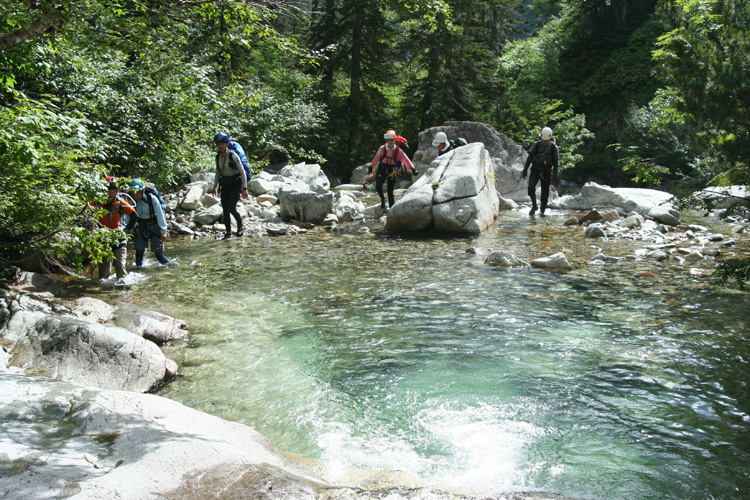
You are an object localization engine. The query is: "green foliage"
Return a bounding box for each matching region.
[497,14,565,136]
[215,74,327,167]
[399,0,521,134]
[613,91,702,184]
[651,0,750,288]
[654,0,750,179]
[715,258,750,290]
[0,94,119,269]
[497,12,597,169]
[499,0,662,185]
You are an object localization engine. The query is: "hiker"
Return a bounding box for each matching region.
[127,178,170,266]
[370,129,415,209]
[213,132,249,240]
[432,131,468,156]
[522,126,559,216]
[92,181,138,279]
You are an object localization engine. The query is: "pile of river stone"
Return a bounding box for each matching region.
[161,163,381,239]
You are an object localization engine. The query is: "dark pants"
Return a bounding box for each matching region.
[220,176,243,233]
[134,221,169,266]
[528,166,552,211]
[376,164,397,208]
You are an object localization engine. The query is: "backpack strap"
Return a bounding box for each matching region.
[217,150,241,173]
[380,145,399,165]
[145,192,156,220]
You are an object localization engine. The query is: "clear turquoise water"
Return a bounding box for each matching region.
[85,210,750,499]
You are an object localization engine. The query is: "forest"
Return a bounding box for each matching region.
[0,0,748,283]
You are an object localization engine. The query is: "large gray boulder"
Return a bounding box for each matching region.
[385,142,500,235]
[413,121,528,200]
[334,192,365,223]
[279,162,331,193]
[277,187,334,224]
[0,371,324,500]
[248,171,309,197]
[193,203,224,226]
[554,182,678,222]
[68,298,187,346]
[1,290,171,393]
[180,181,208,210]
[4,314,169,392]
[695,185,749,209]
[112,302,188,345]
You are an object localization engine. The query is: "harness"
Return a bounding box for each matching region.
[133,192,162,241]
[378,146,401,178]
[216,151,242,182]
[101,198,123,224]
[531,141,555,170]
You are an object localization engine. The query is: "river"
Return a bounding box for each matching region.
[83,207,750,500]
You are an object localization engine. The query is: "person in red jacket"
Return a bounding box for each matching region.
[370,130,414,209]
[92,182,137,279]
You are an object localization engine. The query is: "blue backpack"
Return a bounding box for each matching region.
[144,184,166,213]
[227,140,252,181]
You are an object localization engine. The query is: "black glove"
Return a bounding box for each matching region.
[522,170,527,180]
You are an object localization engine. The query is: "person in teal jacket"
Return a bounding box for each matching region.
[128,179,170,266]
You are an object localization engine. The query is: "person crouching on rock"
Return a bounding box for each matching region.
[370,129,414,209]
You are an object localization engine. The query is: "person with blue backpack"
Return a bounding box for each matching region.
[213,133,249,239]
[127,178,171,266]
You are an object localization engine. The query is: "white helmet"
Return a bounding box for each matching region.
[541,127,553,140]
[432,131,448,146]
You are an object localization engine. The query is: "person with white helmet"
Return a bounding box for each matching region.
[522,126,559,216]
[432,131,467,156]
[370,129,415,209]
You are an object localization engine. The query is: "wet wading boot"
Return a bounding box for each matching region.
[236,226,245,237]
[529,206,537,216]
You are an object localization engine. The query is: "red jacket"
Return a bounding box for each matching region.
[92,197,136,230]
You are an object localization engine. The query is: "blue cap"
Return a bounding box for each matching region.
[214,132,230,143]
[128,178,146,192]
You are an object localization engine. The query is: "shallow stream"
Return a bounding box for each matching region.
[80,207,750,499]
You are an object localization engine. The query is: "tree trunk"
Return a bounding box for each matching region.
[311,0,336,100]
[347,6,364,157]
[0,12,63,52]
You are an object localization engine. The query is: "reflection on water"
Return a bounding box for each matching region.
[79,208,750,499]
